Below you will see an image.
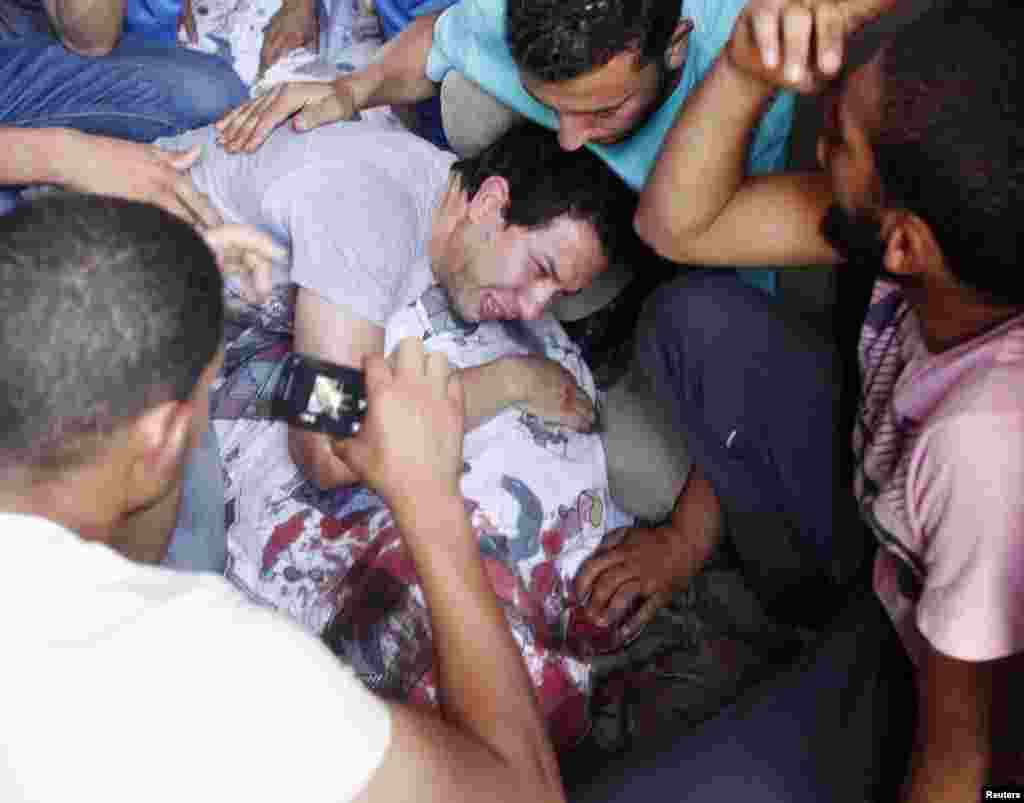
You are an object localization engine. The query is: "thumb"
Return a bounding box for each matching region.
[294,93,349,131]
[162,145,203,172]
[330,433,369,477]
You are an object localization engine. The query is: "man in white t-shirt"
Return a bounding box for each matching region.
[569,2,1023,801]
[171,119,632,490]
[0,194,566,803]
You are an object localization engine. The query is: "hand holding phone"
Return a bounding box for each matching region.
[333,338,466,508]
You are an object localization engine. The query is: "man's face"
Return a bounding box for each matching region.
[436,214,609,322]
[522,47,678,151]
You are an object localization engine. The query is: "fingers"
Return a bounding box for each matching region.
[574,527,631,601]
[745,0,846,90]
[174,175,223,230]
[392,335,426,381]
[814,3,845,75]
[750,1,784,70]
[620,591,671,640]
[216,86,296,153]
[204,223,286,264]
[359,352,391,404]
[204,224,285,302]
[780,4,813,84]
[162,144,203,172]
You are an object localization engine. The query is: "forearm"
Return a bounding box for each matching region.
[392,491,563,800]
[636,52,777,260]
[0,127,76,187]
[459,357,529,431]
[900,736,989,802]
[43,0,125,55]
[344,12,441,110]
[901,647,998,803]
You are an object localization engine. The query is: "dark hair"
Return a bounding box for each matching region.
[507,0,682,82]
[450,123,635,263]
[0,194,223,471]
[873,3,1022,304]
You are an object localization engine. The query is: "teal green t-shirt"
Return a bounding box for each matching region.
[425,0,794,294]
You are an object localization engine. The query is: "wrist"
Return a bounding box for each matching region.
[46,128,88,187]
[719,49,781,105]
[389,480,464,529]
[338,66,379,112]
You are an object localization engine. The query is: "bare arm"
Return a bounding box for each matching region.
[289,287,384,490]
[901,646,1023,801]
[460,356,596,432]
[635,12,838,268]
[43,0,125,56]
[0,127,222,228]
[336,339,565,803]
[636,0,903,268]
[216,11,442,152]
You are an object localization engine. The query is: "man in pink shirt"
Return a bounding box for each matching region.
[572,1,1023,800]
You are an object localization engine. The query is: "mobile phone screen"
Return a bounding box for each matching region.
[271,353,367,438]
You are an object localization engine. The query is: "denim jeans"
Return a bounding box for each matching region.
[1,21,247,212]
[163,424,227,574]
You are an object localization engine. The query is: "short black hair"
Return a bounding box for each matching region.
[873,3,1022,304]
[449,123,635,264]
[0,194,223,471]
[507,0,682,82]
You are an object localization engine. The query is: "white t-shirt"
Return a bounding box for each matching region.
[0,513,391,803]
[171,118,457,327]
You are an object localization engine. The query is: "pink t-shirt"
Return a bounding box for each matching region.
[855,281,1024,665]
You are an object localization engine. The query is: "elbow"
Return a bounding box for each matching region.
[633,202,696,266]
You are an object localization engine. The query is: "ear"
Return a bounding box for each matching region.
[665,18,695,72]
[124,400,196,508]
[466,175,510,228]
[880,210,941,279]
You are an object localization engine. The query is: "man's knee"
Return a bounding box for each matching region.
[633,271,758,384]
[179,53,247,124]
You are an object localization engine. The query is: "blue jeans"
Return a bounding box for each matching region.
[1,23,247,212]
[163,424,227,574]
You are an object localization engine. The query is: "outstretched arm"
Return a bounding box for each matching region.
[336,338,565,803]
[0,127,223,228]
[216,11,442,152]
[636,0,897,268]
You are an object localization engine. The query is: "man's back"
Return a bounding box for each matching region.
[176,118,456,326]
[2,512,391,803]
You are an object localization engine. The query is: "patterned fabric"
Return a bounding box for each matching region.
[855,280,1024,665]
[213,283,634,748]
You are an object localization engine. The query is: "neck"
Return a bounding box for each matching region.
[910,282,1024,352]
[428,175,469,281]
[0,468,120,542]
